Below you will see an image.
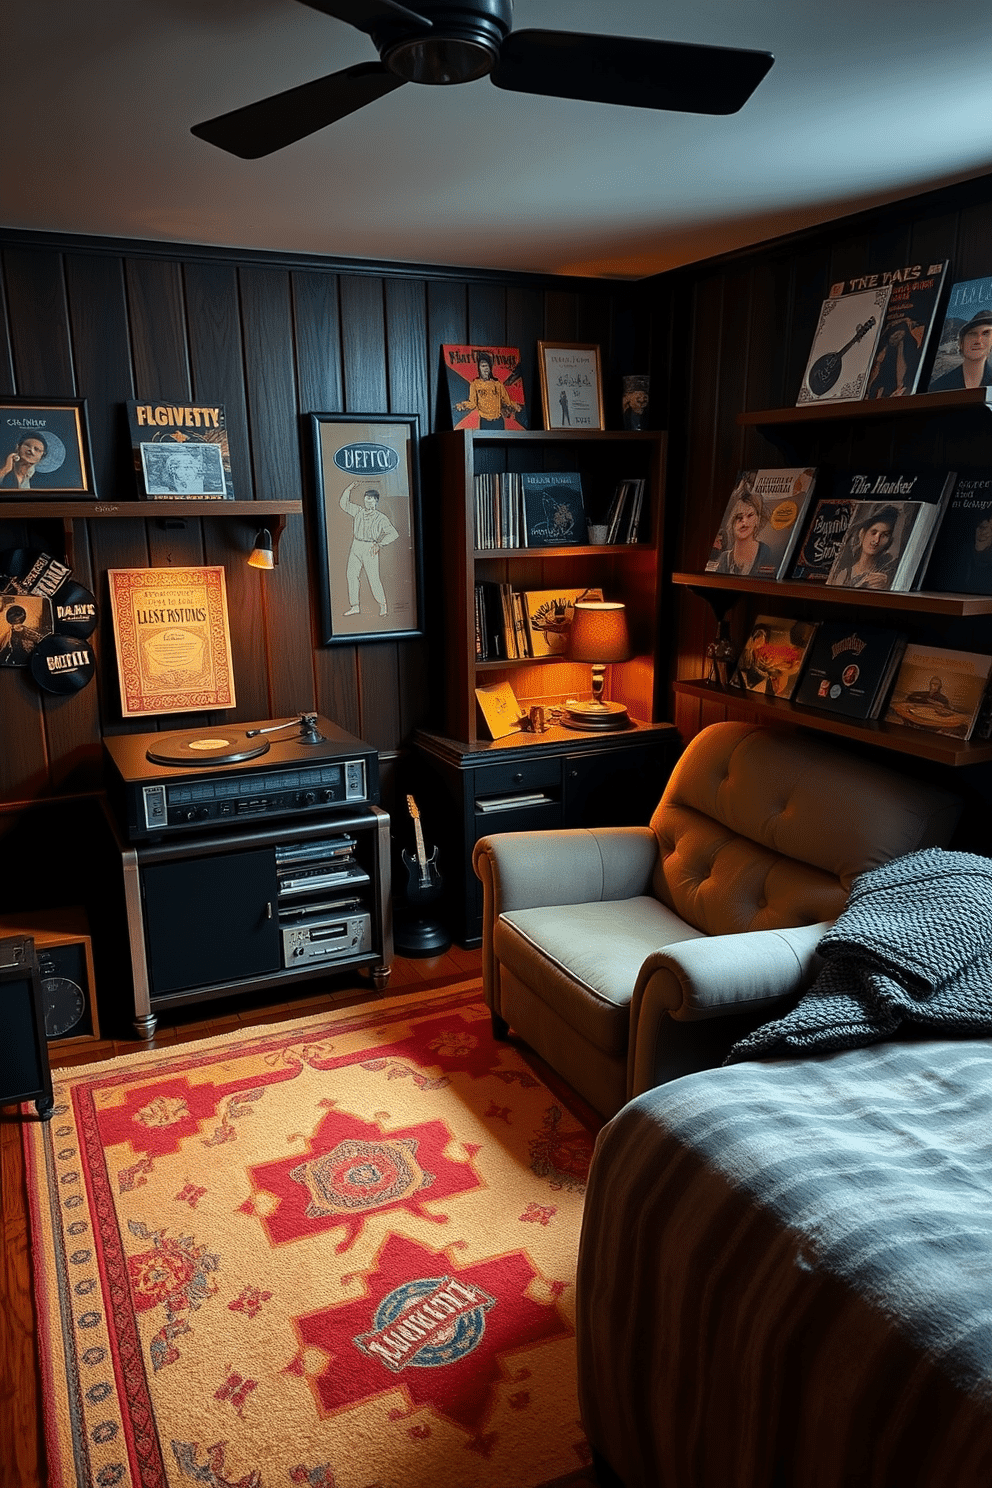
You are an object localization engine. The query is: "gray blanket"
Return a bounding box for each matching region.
[727,847,992,1061]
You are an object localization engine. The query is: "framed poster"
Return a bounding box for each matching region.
[0,398,96,496]
[440,345,528,430]
[107,565,236,717]
[309,413,424,645]
[126,400,234,499]
[538,343,604,430]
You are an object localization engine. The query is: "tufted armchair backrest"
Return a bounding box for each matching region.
[650,722,962,937]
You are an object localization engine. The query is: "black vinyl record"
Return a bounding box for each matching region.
[146,729,270,767]
[51,579,98,639]
[29,635,96,694]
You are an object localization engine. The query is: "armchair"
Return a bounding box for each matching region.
[472,721,961,1117]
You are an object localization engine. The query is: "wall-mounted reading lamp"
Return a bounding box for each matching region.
[247,527,276,570]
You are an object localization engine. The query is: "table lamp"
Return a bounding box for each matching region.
[563,600,631,730]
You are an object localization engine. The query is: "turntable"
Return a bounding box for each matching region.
[104,713,380,841]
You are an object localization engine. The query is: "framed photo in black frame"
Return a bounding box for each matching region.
[0,398,96,496]
[309,413,424,645]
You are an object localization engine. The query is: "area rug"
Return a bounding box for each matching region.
[24,977,602,1488]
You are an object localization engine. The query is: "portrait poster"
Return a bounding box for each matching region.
[107,566,236,717]
[926,277,992,392]
[538,342,604,429]
[126,401,234,499]
[440,346,528,430]
[309,414,424,645]
[0,399,94,495]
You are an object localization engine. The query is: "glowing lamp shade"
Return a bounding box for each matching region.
[564,601,631,730]
[247,528,275,570]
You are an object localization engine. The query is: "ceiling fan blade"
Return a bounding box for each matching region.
[296,0,432,37]
[191,61,406,158]
[492,30,774,116]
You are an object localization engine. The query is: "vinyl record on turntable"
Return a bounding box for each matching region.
[29,635,96,694]
[146,728,271,767]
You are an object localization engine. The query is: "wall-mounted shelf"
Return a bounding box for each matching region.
[673,678,992,767]
[672,572,992,618]
[0,499,303,569]
[738,386,992,433]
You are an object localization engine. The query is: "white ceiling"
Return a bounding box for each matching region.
[5,0,992,279]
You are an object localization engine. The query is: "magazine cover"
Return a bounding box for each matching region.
[884,644,992,739]
[521,472,587,546]
[440,345,528,430]
[794,622,907,719]
[923,473,992,594]
[704,467,817,579]
[107,565,236,716]
[729,615,819,699]
[823,261,950,399]
[523,586,602,659]
[796,286,891,404]
[926,276,992,392]
[126,401,234,499]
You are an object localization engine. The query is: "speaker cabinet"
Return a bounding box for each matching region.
[0,936,54,1120]
[0,908,99,1045]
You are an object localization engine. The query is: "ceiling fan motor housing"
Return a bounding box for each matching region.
[376,0,513,85]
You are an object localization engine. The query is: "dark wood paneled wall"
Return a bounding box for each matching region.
[649,170,992,829]
[0,233,649,809]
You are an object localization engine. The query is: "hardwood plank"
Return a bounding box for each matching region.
[292,269,344,416]
[340,275,388,412]
[124,257,191,400]
[64,253,134,502]
[2,248,75,394]
[183,260,254,501]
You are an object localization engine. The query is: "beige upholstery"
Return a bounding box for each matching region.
[472,722,962,1117]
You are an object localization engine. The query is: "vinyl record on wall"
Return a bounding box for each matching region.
[29,634,96,694]
[51,579,98,639]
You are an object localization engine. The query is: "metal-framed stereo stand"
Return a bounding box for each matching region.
[102,801,393,1039]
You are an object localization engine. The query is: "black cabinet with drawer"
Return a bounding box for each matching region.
[413,723,680,946]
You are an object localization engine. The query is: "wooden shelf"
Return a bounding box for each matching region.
[737,387,992,429]
[476,543,651,560]
[0,499,302,520]
[672,571,992,618]
[673,679,992,766]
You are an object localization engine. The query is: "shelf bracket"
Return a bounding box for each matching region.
[687,584,738,623]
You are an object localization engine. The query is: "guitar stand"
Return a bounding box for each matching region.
[392,901,452,957]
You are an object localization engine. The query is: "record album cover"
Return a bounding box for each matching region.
[825,260,950,399]
[884,644,992,739]
[794,621,906,719]
[729,615,819,699]
[521,472,587,547]
[440,345,527,430]
[923,473,992,594]
[126,401,234,499]
[787,493,857,584]
[523,586,602,659]
[797,286,891,404]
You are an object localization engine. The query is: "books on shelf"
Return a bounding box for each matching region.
[793,621,906,719]
[521,472,587,546]
[473,472,527,549]
[922,474,992,594]
[604,479,647,543]
[704,468,818,580]
[925,277,992,393]
[729,615,819,700]
[883,643,992,740]
[475,582,604,661]
[824,261,950,400]
[796,286,891,405]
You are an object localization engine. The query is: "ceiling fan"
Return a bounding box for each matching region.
[191,0,774,159]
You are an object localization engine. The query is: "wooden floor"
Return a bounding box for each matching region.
[0,942,483,1488]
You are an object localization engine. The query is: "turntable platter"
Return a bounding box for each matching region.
[146,729,271,767]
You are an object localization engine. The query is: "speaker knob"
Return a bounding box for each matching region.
[300,790,318,806]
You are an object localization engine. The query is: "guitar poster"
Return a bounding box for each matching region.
[796,286,891,405]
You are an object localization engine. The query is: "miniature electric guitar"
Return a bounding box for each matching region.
[402,795,443,904]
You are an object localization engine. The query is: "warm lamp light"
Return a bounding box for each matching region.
[563,600,631,731]
[247,528,275,570]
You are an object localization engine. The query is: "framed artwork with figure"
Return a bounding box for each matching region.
[0,398,95,496]
[309,413,425,645]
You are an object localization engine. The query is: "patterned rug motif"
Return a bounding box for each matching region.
[25,980,600,1488]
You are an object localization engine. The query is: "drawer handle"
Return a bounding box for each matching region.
[512,772,523,783]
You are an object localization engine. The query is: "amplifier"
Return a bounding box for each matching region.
[282,911,372,967]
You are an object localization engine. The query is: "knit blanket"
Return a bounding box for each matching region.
[727,847,992,1061]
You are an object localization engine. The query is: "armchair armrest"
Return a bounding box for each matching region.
[627,921,832,1098]
[473,827,658,1019]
